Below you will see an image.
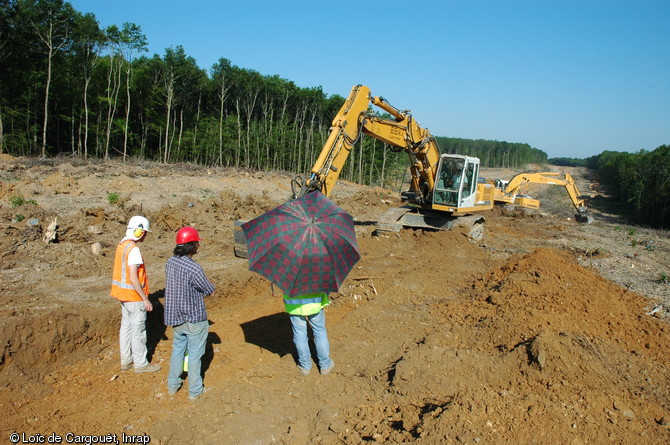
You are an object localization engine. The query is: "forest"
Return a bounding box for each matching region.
[588,146,670,229]
[0,1,546,185]
[0,0,667,228]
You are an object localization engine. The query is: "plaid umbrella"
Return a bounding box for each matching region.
[241,191,360,297]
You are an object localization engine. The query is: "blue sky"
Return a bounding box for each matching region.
[69,0,669,159]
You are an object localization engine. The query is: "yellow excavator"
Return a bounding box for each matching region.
[233,85,590,257]
[492,172,592,223]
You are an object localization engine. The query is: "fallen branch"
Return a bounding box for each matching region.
[369,279,378,295]
[42,216,58,244]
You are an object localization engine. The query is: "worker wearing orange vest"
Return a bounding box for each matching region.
[110,215,161,373]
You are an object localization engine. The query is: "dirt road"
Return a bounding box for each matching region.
[1,156,669,444]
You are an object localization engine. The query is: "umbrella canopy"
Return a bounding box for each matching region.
[241,191,360,297]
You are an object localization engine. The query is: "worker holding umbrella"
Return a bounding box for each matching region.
[284,291,333,375]
[241,191,360,376]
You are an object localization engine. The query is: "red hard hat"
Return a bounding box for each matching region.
[176,226,202,244]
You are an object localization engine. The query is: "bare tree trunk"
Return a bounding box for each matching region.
[260,95,271,170]
[104,57,122,159]
[70,98,75,155]
[123,65,131,161]
[157,125,162,160]
[305,105,318,173]
[293,103,307,173]
[167,111,177,163]
[368,139,376,185]
[276,90,289,170]
[266,102,274,171]
[76,119,82,157]
[83,76,91,158]
[192,92,201,162]
[259,92,279,171]
[358,133,364,184]
[242,89,259,168]
[40,22,56,158]
[218,94,224,166]
[348,141,355,181]
[234,98,242,168]
[218,76,230,167]
[381,145,388,188]
[163,81,174,164]
[177,109,184,160]
[95,107,102,157]
[25,88,32,154]
[140,114,148,157]
[103,59,114,158]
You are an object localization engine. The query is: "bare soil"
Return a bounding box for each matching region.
[1,154,669,444]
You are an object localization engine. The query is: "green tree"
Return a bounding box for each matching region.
[71,11,104,157]
[18,0,76,157]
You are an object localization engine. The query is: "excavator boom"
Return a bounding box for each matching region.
[292,85,440,205]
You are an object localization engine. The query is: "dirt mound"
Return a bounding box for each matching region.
[338,247,670,443]
[461,248,668,356]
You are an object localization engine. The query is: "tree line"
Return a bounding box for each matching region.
[587,145,670,229]
[436,137,547,168]
[0,0,555,189]
[0,0,346,174]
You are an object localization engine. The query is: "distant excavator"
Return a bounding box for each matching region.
[492,172,593,224]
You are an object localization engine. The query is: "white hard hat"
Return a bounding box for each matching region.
[127,215,151,232]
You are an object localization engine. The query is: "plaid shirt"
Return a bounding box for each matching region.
[164,255,215,326]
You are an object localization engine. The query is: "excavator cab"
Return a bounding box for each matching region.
[433,154,479,209]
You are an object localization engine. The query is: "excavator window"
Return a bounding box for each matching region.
[434,159,464,206]
[462,163,475,198]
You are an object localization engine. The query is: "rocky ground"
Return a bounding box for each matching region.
[0,154,669,444]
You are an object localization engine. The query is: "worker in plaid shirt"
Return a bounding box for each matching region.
[164,226,215,400]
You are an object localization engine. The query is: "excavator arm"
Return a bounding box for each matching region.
[292,84,441,204]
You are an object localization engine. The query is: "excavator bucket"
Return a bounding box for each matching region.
[575,213,594,224]
[233,219,249,258]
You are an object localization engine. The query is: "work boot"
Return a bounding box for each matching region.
[120,362,133,371]
[298,366,311,376]
[320,361,335,376]
[168,379,183,396]
[188,386,211,401]
[135,363,161,373]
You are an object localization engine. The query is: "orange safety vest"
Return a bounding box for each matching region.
[110,239,149,302]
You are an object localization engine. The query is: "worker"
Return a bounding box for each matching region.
[164,226,215,400]
[110,215,161,373]
[284,292,334,376]
[451,162,470,192]
[451,169,462,188]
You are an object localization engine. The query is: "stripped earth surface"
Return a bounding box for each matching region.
[1,154,670,444]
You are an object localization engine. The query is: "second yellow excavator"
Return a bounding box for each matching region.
[492,172,592,223]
